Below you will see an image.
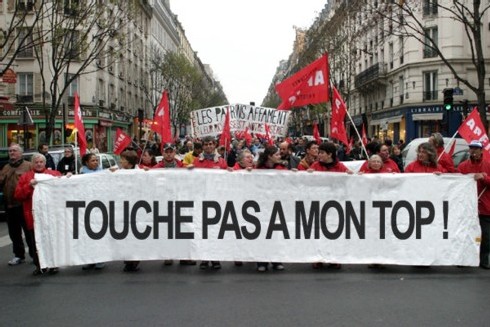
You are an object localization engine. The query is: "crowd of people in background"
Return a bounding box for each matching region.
[1,130,489,276]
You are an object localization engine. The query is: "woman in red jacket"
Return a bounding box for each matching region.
[405,142,445,173]
[14,153,62,275]
[309,142,352,173]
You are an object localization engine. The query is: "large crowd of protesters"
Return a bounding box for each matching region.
[1,131,489,276]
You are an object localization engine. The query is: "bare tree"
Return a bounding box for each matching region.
[33,0,135,143]
[374,0,490,125]
[0,0,48,75]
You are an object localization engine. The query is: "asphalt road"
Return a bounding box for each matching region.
[0,221,489,327]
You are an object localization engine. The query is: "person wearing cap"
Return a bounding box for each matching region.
[458,140,490,269]
[429,132,457,173]
[154,143,183,168]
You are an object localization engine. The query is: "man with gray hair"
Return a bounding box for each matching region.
[0,143,34,266]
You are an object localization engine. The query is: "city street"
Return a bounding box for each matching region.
[0,221,489,326]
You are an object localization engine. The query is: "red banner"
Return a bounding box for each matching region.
[362,124,368,146]
[275,54,329,110]
[113,128,132,155]
[330,86,348,147]
[313,122,321,144]
[73,92,87,156]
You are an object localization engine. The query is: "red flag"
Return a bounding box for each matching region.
[361,124,368,146]
[113,128,132,155]
[73,92,87,155]
[346,136,354,154]
[243,127,252,147]
[151,90,172,144]
[313,123,321,144]
[275,54,329,110]
[330,86,349,147]
[264,124,274,146]
[219,108,231,151]
[457,107,490,158]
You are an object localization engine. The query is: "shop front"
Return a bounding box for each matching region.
[369,108,406,143]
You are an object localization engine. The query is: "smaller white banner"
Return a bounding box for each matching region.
[190,104,290,138]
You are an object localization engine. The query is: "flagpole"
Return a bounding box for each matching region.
[74,130,79,174]
[438,130,459,161]
[344,109,368,159]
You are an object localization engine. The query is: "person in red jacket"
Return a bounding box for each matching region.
[232,149,254,170]
[359,143,400,173]
[309,142,353,173]
[154,143,184,168]
[188,136,227,270]
[14,153,62,275]
[405,142,445,173]
[429,132,457,173]
[297,141,319,171]
[458,140,490,269]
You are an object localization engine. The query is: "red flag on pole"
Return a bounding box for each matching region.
[313,122,321,144]
[73,92,87,156]
[457,107,490,158]
[219,108,231,151]
[447,139,457,156]
[264,124,274,146]
[361,124,368,146]
[151,90,172,144]
[113,128,132,155]
[330,86,349,147]
[275,54,330,110]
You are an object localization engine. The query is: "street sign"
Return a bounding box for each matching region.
[453,87,464,96]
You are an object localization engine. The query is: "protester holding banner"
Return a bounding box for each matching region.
[308,142,352,173]
[117,149,142,272]
[138,149,157,169]
[80,153,105,271]
[404,142,445,173]
[255,145,286,272]
[359,144,400,173]
[14,153,62,275]
[297,141,319,171]
[80,153,102,175]
[359,155,384,174]
[183,142,203,167]
[429,132,456,173]
[232,149,254,171]
[189,136,227,270]
[279,141,300,169]
[458,140,490,269]
[154,143,184,169]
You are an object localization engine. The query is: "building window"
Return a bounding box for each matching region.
[423,27,438,58]
[423,0,438,16]
[17,73,33,103]
[17,28,33,58]
[64,29,80,60]
[66,74,79,96]
[423,71,438,101]
[389,43,394,69]
[16,0,35,11]
[64,0,80,16]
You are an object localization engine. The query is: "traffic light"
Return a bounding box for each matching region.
[443,88,454,111]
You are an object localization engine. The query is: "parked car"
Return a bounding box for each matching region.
[96,153,119,170]
[23,145,82,173]
[401,137,469,169]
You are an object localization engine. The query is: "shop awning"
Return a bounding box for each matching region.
[412,113,443,121]
[369,115,404,126]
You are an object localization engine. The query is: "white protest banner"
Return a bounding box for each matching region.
[33,170,480,268]
[189,104,290,138]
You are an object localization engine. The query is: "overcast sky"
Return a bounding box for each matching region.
[170,0,327,106]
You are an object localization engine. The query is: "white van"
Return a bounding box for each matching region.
[401,137,469,169]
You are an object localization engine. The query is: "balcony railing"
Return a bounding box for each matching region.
[354,62,386,88]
